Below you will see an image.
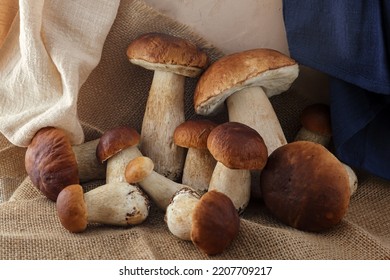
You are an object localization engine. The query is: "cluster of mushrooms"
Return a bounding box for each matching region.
[24,32,357,256]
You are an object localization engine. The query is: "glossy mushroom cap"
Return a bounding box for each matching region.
[96,126,140,163]
[125,156,154,184]
[56,184,88,233]
[173,119,218,149]
[260,141,350,232]
[300,103,332,136]
[127,32,209,78]
[207,122,268,170]
[191,190,240,255]
[194,48,299,115]
[25,127,79,201]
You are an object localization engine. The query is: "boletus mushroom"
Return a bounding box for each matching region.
[127,32,209,181]
[165,188,240,256]
[260,141,351,232]
[56,183,150,233]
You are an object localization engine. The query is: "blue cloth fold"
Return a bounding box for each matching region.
[283,0,390,180]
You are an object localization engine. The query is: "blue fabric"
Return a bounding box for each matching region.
[283,0,390,180]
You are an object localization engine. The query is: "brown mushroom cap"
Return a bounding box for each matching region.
[194,48,299,115]
[126,32,209,78]
[173,119,218,149]
[56,184,88,233]
[191,190,240,255]
[96,126,140,163]
[300,103,332,136]
[125,156,154,184]
[25,127,79,201]
[260,141,350,232]
[207,122,268,170]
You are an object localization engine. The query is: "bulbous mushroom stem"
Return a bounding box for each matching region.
[227,86,287,155]
[208,161,251,214]
[125,156,194,211]
[106,146,142,184]
[140,70,186,181]
[182,147,216,194]
[84,182,149,226]
[72,139,106,183]
[294,127,331,147]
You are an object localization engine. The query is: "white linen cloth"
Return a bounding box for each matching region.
[0,0,120,147]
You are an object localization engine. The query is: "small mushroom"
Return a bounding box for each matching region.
[96,126,142,183]
[173,119,218,193]
[125,156,196,211]
[260,141,351,232]
[194,48,299,155]
[165,188,240,256]
[127,32,209,181]
[56,183,150,233]
[207,122,268,213]
[294,103,358,195]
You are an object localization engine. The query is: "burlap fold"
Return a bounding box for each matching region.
[0,0,389,259]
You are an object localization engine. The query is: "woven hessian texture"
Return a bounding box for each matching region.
[1,0,389,259]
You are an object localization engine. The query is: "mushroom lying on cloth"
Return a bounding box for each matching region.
[127,32,209,181]
[165,188,240,256]
[56,183,150,233]
[194,48,299,155]
[260,141,350,232]
[25,127,105,201]
[207,122,268,213]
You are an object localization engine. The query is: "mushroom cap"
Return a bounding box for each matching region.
[207,122,268,170]
[96,126,140,163]
[125,156,154,183]
[173,119,218,149]
[260,141,350,232]
[300,103,332,136]
[56,184,88,233]
[126,32,209,78]
[191,190,240,255]
[194,48,299,115]
[25,127,79,201]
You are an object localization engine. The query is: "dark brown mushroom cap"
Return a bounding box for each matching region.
[173,119,218,149]
[56,184,88,233]
[260,141,350,232]
[191,190,240,255]
[300,103,332,136]
[96,126,140,163]
[126,32,209,77]
[207,122,268,170]
[194,48,299,115]
[24,127,79,201]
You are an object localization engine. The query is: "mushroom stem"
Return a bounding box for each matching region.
[106,146,142,183]
[295,127,331,146]
[0,0,18,47]
[84,182,149,226]
[72,139,106,183]
[140,70,186,181]
[182,147,216,193]
[208,161,251,214]
[125,156,194,211]
[226,86,286,155]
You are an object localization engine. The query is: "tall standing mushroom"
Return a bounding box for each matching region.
[194,48,299,155]
[207,122,268,213]
[173,119,217,193]
[127,32,209,181]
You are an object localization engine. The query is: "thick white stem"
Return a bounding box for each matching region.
[84,182,149,226]
[140,70,186,181]
[106,146,142,184]
[72,139,106,183]
[208,161,251,214]
[182,148,216,193]
[226,86,287,155]
[139,170,190,210]
[295,127,331,147]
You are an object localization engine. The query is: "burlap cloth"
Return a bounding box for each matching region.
[1,0,389,260]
